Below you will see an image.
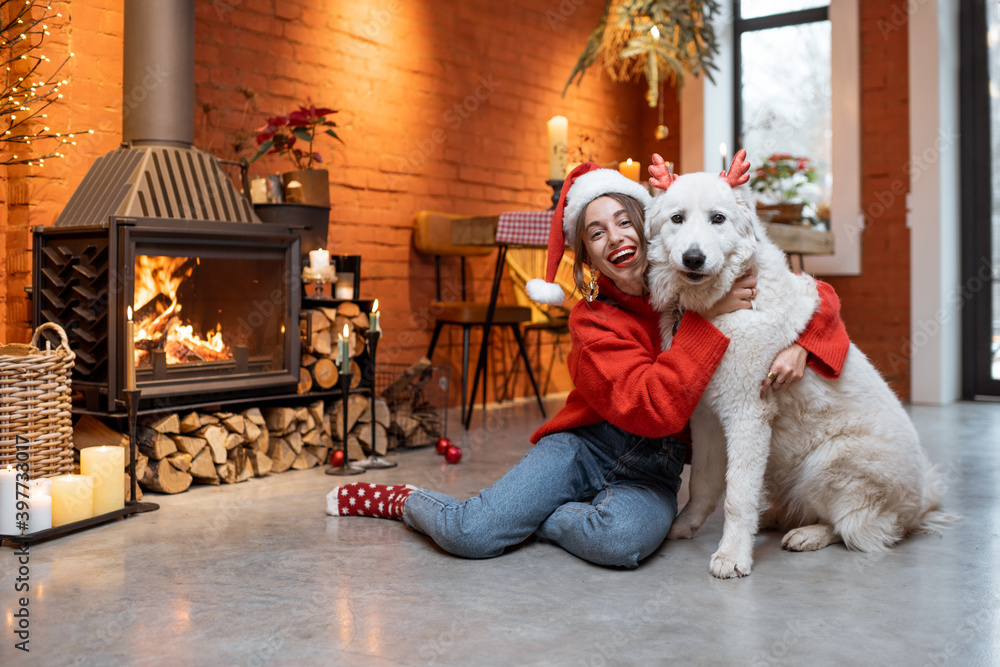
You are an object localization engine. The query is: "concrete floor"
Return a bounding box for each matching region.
[2,398,999,666]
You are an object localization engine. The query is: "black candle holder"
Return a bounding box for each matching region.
[325,373,365,476]
[546,179,564,210]
[124,389,159,514]
[355,329,396,469]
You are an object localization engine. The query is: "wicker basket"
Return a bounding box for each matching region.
[0,322,76,477]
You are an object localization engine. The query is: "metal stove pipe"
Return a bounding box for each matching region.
[122,0,195,147]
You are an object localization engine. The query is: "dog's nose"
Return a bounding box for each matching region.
[682,248,706,270]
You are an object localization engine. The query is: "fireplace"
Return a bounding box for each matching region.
[30,0,306,415]
[33,218,301,414]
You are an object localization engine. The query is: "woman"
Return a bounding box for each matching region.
[326,162,849,568]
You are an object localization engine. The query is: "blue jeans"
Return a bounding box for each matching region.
[402,421,687,568]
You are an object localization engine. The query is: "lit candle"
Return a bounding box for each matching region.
[0,465,17,534]
[50,474,94,527]
[338,324,351,374]
[309,248,330,271]
[720,143,728,172]
[618,158,640,182]
[25,495,52,534]
[334,273,355,300]
[547,115,568,181]
[28,478,51,497]
[80,446,125,515]
[126,306,136,390]
[370,299,381,334]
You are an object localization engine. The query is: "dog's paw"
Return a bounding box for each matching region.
[781,524,838,552]
[667,507,706,540]
[667,518,700,540]
[709,550,752,579]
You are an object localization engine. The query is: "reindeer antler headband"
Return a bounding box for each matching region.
[648,149,751,191]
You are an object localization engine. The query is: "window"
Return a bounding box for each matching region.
[734,2,832,224]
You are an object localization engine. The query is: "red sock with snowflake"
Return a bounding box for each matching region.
[326,483,417,519]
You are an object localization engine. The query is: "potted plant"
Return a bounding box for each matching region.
[251,104,343,207]
[750,153,821,225]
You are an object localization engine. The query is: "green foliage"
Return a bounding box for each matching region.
[564,0,721,107]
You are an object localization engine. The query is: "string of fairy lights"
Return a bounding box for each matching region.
[1,0,92,167]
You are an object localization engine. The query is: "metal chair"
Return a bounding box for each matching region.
[413,211,546,426]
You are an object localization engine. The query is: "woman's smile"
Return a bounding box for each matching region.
[584,196,646,296]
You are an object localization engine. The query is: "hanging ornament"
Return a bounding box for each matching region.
[655,78,669,140]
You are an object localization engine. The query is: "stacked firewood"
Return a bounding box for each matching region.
[299,301,370,393]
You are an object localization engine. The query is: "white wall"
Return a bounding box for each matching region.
[908,0,962,404]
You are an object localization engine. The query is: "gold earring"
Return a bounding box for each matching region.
[585,267,600,302]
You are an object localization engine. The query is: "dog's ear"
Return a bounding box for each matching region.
[730,184,760,243]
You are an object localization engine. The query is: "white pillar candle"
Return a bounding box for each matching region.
[0,465,18,535]
[50,474,94,527]
[720,142,728,172]
[309,248,330,271]
[25,495,52,534]
[28,478,51,497]
[547,116,568,181]
[370,299,381,333]
[80,446,125,515]
[335,273,355,300]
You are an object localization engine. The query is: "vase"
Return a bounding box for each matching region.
[756,202,806,225]
[282,168,330,207]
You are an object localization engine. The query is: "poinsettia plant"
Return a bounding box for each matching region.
[251,105,342,170]
[750,153,818,204]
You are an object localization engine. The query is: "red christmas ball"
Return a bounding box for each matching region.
[444,445,462,464]
[435,437,452,455]
[329,449,345,467]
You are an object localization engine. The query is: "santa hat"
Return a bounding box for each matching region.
[525,163,652,305]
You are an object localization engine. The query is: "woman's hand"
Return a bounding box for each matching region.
[696,273,757,320]
[761,343,809,397]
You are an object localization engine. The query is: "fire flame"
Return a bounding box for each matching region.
[133,255,231,365]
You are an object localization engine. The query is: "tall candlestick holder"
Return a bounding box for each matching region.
[355,329,396,469]
[325,373,365,476]
[546,179,564,210]
[124,389,159,513]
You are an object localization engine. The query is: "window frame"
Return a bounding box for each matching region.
[727,0,861,276]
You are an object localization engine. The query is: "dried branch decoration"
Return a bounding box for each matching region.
[0,0,91,166]
[563,0,721,107]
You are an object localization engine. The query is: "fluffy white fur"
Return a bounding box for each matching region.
[525,278,566,306]
[644,172,951,579]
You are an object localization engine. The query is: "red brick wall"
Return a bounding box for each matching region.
[0,0,913,405]
[816,0,911,399]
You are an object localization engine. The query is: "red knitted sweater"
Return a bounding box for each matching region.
[530,275,849,445]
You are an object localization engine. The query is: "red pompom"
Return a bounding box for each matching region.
[444,445,462,464]
[435,437,452,455]
[329,449,345,467]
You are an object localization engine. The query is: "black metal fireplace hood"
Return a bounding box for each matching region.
[54,0,258,228]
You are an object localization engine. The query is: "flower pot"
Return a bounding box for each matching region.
[756,202,806,225]
[282,169,330,207]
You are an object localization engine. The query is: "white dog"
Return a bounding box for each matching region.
[644,155,948,579]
